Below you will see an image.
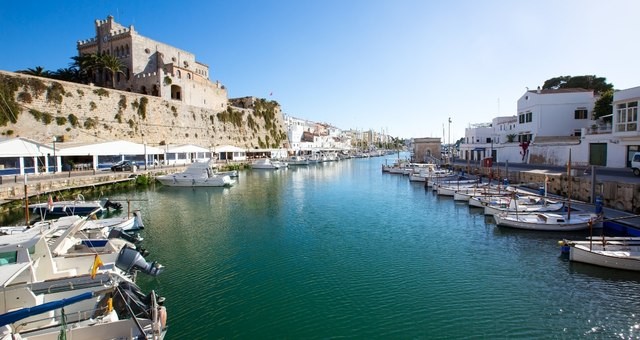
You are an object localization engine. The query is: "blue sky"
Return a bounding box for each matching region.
[1,0,639,141]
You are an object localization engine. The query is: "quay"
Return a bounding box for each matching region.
[0,165,187,208]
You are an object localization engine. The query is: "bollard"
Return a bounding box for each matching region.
[595,195,603,215]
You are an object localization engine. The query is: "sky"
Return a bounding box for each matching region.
[1,0,639,141]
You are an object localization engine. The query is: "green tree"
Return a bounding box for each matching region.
[100,54,125,88]
[542,75,613,94]
[16,66,51,77]
[593,89,614,120]
[71,54,101,84]
[51,67,80,82]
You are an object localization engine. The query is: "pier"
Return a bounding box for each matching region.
[0,166,187,207]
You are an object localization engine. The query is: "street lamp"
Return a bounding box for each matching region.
[52,136,57,173]
[143,141,147,170]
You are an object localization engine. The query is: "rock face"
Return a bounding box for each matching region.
[0,71,289,149]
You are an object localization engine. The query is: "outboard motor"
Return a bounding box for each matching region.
[116,247,164,276]
[103,199,123,211]
[108,227,143,244]
[112,281,155,319]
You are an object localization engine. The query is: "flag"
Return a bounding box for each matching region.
[47,194,54,212]
[91,254,104,279]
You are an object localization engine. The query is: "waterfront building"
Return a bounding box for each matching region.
[411,137,441,163]
[515,87,596,142]
[164,144,214,165]
[0,137,53,176]
[611,86,640,167]
[55,140,164,170]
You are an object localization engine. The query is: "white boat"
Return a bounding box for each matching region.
[436,183,488,197]
[30,195,122,219]
[251,158,281,169]
[216,169,238,177]
[0,216,167,339]
[560,237,640,271]
[484,197,564,216]
[382,159,412,174]
[272,159,289,168]
[469,194,516,208]
[493,212,600,231]
[287,156,309,166]
[408,166,450,182]
[156,161,235,187]
[93,210,145,232]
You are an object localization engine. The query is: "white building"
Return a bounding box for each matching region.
[459,116,516,162]
[610,86,640,167]
[515,88,596,142]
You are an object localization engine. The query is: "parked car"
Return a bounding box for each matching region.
[111,160,133,172]
[632,152,640,176]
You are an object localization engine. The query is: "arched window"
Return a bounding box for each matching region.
[177,70,182,79]
[187,73,191,80]
[125,44,130,56]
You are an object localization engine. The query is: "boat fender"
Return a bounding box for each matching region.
[159,306,167,329]
[133,210,145,229]
[558,240,571,254]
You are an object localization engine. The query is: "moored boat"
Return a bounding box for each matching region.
[493,212,600,231]
[251,158,281,169]
[560,237,640,271]
[156,161,235,187]
[30,195,122,219]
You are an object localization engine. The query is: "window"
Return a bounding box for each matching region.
[486,138,492,143]
[0,251,17,266]
[518,134,532,143]
[616,101,638,132]
[518,112,532,123]
[574,109,588,119]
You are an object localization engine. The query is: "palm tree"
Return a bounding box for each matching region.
[71,54,101,84]
[100,54,125,89]
[52,67,80,82]
[16,66,51,77]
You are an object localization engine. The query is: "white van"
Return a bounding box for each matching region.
[632,152,640,176]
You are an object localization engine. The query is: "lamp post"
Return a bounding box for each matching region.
[143,141,148,170]
[52,136,57,173]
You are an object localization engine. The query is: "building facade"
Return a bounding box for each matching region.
[412,137,441,163]
[515,88,596,142]
[77,15,227,111]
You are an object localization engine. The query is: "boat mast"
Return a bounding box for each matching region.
[567,149,572,220]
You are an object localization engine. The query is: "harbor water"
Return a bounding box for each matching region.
[127,156,640,338]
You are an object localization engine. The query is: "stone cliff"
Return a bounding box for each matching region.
[0,71,288,149]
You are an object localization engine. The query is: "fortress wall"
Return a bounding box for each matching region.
[0,71,287,150]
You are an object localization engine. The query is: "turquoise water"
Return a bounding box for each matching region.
[129,157,640,339]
